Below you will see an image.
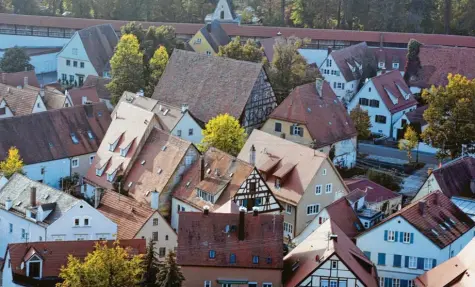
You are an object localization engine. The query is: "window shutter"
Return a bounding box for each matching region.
[400,232,404,242]
[405,256,409,268]
[393,255,401,267]
[417,257,424,269]
[432,259,437,267]
[378,253,386,265]
[400,280,408,287]
[289,126,293,135]
[384,278,391,287]
[395,231,399,242]
[333,82,337,89]
[384,230,388,241]
[410,233,414,244]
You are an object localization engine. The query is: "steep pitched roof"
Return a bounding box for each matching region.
[345,178,401,204]
[415,238,475,287]
[97,191,156,239]
[68,86,101,106]
[370,70,418,114]
[370,47,407,72]
[358,191,475,249]
[269,81,357,148]
[0,174,80,225]
[0,70,40,88]
[177,211,283,269]
[199,20,230,53]
[83,75,112,100]
[125,128,194,205]
[173,147,254,211]
[0,83,40,116]
[325,197,364,238]
[283,220,378,287]
[7,239,145,280]
[431,156,475,199]
[260,37,276,62]
[330,42,368,82]
[78,24,118,76]
[406,105,428,127]
[151,49,266,124]
[22,85,67,110]
[0,103,111,165]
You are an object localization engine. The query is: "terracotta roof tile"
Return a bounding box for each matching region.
[199,21,230,53]
[370,70,418,113]
[83,75,112,100]
[370,47,407,72]
[431,156,475,198]
[0,83,39,116]
[177,211,283,269]
[68,86,101,106]
[22,85,67,110]
[0,70,40,88]
[325,197,365,238]
[330,42,368,82]
[270,81,357,148]
[345,178,401,204]
[406,105,428,127]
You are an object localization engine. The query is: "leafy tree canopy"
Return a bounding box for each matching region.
[398,126,419,162]
[218,36,264,63]
[156,251,185,287]
[199,114,247,156]
[0,147,24,179]
[350,104,372,140]
[0,47,34,73]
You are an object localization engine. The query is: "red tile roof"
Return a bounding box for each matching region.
[83,75,112,100]
[0,70,40,88]
[345,178,401,204]
[431,156,475,199]
[269,81,357,148]
[177,211,283,269]
[68,86,101,106]
[357,191,475,249]
[331,42,368,82]
[370,47,407,72]
[7,239,146,278]
[406,105,428,127]
[325,196,364,238]
[370,70,418,114]
[283,220,378,287]
[97,190,156,239]
[415,238,475,287]
[0,83,40,116]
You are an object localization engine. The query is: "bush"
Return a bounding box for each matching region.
[367,169,402,192]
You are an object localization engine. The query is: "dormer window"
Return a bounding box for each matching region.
[70,133,79,144]
[96,166,106,176]
[378,61,385,69]
[27,255,42,279]
[87,130,94,140]
[108,136,121,152]
[392,62,399,69]
[107,171,117,182]
[197,189,214,203]
[275,178,281,189]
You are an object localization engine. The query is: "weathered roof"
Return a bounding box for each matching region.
[215,199,240,214]
[357,191,475,249]
[325,196,364,238]
[0,83,40,116]
[7,239,145,280]
[283,220,378,287]
[23,85,67,110]
[0,174,80,225]
[370,70,418,114]
[270,81,357,148]
[68,86,101,106]
[415,238,475,287]
[345,178,401,204]
[431,156,475,199]
[152,49,264,124]
[199,20,230,53]
[177,211,283,269]
[0,70,40,88]
[330,42,368,82]
[83,75,112,100]
[370,47,407,72]
[97,191,156,239]
[406,105,428,127]
[125,128,193,205]
[0,103,111,165]
[77,24,118,76]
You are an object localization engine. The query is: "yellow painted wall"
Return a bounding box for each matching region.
[261,118,313,146]
[189,31,216,55]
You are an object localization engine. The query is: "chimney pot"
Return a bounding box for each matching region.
[151,190,159,210]
[5,197,12,211]
[327,46,332,56]
[203,205,210,215]
[238,206,246,240]
[250,145,256,166]
[30,187,37,207]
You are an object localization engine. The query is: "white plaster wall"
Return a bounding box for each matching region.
[23,158,71,189]
[333,137,357,169]
[170,112,203,145]
[31,95,47,114]
[0,34,69,49]
[320,55,358,101]
[413,174,440,202]
[0,99,14,118]
[135,212,177,259]
[170,198,200,231]
[1,252,23,287]
[47,200,117,241]
[212,0,235,21]
[71,152,96,178]
[293,209,330,245]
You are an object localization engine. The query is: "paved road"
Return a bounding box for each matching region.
[359,143,440,165]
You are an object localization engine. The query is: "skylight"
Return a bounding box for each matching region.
[431,229,439,236]
[87,130,94,140]
[71,133,79,144]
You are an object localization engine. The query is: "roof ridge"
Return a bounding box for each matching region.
[173,49,263,68]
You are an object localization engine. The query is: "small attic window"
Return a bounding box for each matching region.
[431,229,439,236]
[161,145,167,151]
[141,160,146,165]
[48,142,54,148]
[128,182,133,188]
[98,111,103,117]
[87,130,94,140]
[16,201,22,206]
[71,133,79,144]
[157,168,163,175]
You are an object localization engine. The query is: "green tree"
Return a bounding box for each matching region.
[145,46,169,97]
[422,73,475,159]
[60,173,80,193]
[0,147,24,179]
[10,0,38,14]
[199,114,247,156]
[398,126,419,162]
[143,240,160,287]
[64,0,92,18]
[156,251,184,287]
[107,34,145,104]
[367,169,402,192]
[58,241,144,287]
[218,37,264,63]
[350,105,372,140]
[0,47,34,73]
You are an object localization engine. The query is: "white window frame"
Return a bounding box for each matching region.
[322,168,327,175]
[195,38,202,44]
[331,260,338,269]
[204,281,211,287]
[71,157,79,168]
[153,218,159,226]
[89,155,95,165]
[392,62,400,69]
[424,258,433,270]
[263,283,272,287]
[26,255,42,279]
[379,277,385,287]
[74,217,80,226]
[315,185,322,195]
[283,222,293,234]
[392,278,400,287]
[325,183,332,193]
[83,216,90,226]
[408,280,415,287]
[307,204,320,215]
[177,130,182,137]
[292,126,302,136]
[206,51,212,56]
[75,234,88,241]
[403,232,410,243]
[408,256,417,269]
[387,230,396,241]
[286,203,292,214]
[329,281,338,287]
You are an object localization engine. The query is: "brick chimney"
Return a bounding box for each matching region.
[418,200,426,215]
[200,156,205,181]
[203,205,210,215]
[30,187,37,207]
[238,206,247,241]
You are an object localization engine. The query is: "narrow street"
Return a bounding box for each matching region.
[358,143,440,165]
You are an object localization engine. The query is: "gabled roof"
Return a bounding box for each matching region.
[269,81,357,148]
[97,191,157,239]
[68,86,101,106]
[7,239,146,280]
[0,174,80,225]
[406,105,428,127]
[430,156,475,199]
[77,24,119,76]
[198,20,230,53]
[83,75,112,100]
[325,197,364,238]
[22,85,67,110]
[0,103,111,165]
[0,70,40,88]
[173,147,254,211]
[259,37,276,62]
[283,220,378,287]
[330,42,368,82]
[0,83,40,116]
[177,211,283,269]
[369,70,418,113]
[345,178,401,204]
[370,47,407,72]
[415,238,475,287]
[151,49,267,124]
[357,191,475,249]
[124,128,194,205]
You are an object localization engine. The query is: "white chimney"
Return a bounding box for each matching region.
[181,104,188,113]
[151,190,159,210]
[5,198,12,211]
[23,76,28,87]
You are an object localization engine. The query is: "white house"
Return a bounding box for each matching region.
[356,191,475,287]
[205,0,240,23]
[0,174,117,256]
[320,42,369,103]
[283,219,379,287]
[348,70,418,139]
[57,24,118,87]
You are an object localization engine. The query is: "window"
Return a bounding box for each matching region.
[89,155,95,165]
[387,230,395,241]
[291,125,303,137]
[69,75,74,83]
[283,222,293,234]
[378,61,385,69]
[375,115,387,124]
[337,82,343,89]
[73,61,78,67]
[66,60,71,66]
[177,130,182,137]
[379,277,385,287]
[392,62,399,69]
[152,232,158,241]
[364,222,369,228]
[9,223,13,233]
[274,122,282,132]
[153,218,159,226]
[307,204,320,215]
[248,283,258,287]
[252,256,259,264]
[408,280,415,287]
[28,256,41,278]
[198,189,214,203]
[206,51,212,56]
[322,168,327,175]
[22,228,26,239]
[159,247,166,258]
[392,279,400,287]
[209,250,216,259]
[84,218,89,226]
[315,185,322,195]
[62,73,67,81]
[325,183,332,193]
[369,87,372,92]
[74,218,80,226]
[331,260,338,269]
[72,158,79,168]
[165,235,168,240]
[188,128,193,136]
[424,258,433,270]
[263,284,272,287]
[377,253,386,265]
[408,256,417,269]
[196,38,202,44]
[393,254,402,267]
[185,156,193,166]
[403,232,411,243]
[275,178,281,188]
[230,253,236,263]
[80,62,84,68]
[326,59,332,67]
[286,204,292,214]
[369,99,380,108]
[75,234,87,241]
[72,48,78,55]
[0,107,5,115]
[359,98,369,106]
[204,281,211,287]
[37,102,40,108]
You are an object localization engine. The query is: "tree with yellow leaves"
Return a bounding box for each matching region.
[199,114,247,156]
[0,147,24,178]
[399,126,419,163]
[58,241,144,287]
